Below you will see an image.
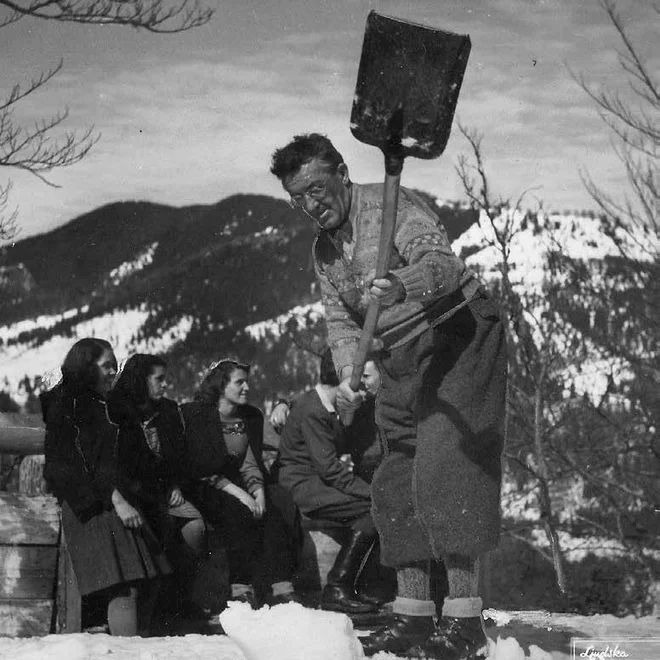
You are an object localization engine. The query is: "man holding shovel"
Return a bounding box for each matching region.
[270,133,506,659]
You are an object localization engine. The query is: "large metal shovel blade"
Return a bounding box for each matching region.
[350,11,471,159]
[342,12,471,408]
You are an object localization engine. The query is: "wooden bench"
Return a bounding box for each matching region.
[0,439,392,636]
[0,455,81,637]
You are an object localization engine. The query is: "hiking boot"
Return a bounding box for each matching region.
[359,613,435,656]
[321,529,378,615]
[231,590,260,609]
[408,616,489,660]
[266,591,305,606]
[357,591,386,608]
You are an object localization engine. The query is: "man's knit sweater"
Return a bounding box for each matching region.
[314,182,480,374]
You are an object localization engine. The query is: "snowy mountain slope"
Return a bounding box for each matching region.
[452,207,657,403]
[1,199,649,407]
[0,194,476,405]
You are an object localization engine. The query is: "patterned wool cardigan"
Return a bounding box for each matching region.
[314,183,480,374]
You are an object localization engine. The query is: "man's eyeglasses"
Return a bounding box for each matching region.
[289,183,329,209]
[288,167,340,208]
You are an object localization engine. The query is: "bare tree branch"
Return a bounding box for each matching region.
[0,0,213,241]
[0,180,18,241]
[572,0,659,265]
[0,0,213,33]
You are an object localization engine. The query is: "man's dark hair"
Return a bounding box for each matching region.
[319,348,340,387]
[270,133,344,181]
[112,353,167,407]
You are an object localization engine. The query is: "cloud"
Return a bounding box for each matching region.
[4,0,653,241]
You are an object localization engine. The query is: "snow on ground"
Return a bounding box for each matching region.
[0,608,658,660]
[0,633,244,660]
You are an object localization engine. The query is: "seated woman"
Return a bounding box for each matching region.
[181,358,301,608]
[274,350,383,615]
[107,354,207,620]
[41,338,170,636]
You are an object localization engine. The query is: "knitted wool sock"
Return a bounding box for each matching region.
[445,554,480,598]
[107,586,138,636]
[393,561,436,617]
[271,580,294,597]
[442,553,482,618]
[231,583,253,598]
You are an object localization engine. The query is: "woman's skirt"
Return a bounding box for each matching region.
[61,500,172,596]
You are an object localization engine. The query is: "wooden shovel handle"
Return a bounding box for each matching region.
[340,164,402,425]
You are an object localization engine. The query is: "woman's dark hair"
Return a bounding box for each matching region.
[194,358,251,407]
[319,348,339,387]
[60,337,114,397]
[270,133,344,181]
[112,354,167,407]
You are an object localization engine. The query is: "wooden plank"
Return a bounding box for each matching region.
[0,412,45,455]
[0,412,44,430]
[0,599,53,637]
[0,546,58,573]
[56,529,81,634]
[0,428,45,455]
[18,455,47,495]
[0,494,59,545]
[0,546,58,599]
[0,575,56,600]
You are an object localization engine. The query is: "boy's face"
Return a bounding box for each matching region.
[361,361,381,396]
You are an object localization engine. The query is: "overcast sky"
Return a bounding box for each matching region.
[1,0,657,242]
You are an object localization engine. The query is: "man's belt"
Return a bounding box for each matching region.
[379,276,483,350]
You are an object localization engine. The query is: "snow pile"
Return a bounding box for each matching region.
[219,601,364,660]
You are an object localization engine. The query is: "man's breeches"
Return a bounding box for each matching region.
[371,292,507,566]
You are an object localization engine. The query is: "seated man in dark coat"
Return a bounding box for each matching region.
[345,360,382,484]
[276,350,383,615]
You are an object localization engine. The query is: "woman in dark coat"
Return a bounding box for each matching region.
[42,338,170,636]
[107,354,206,618]
[181,358,302,608]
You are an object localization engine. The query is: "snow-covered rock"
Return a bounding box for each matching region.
[219,601,364,660]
